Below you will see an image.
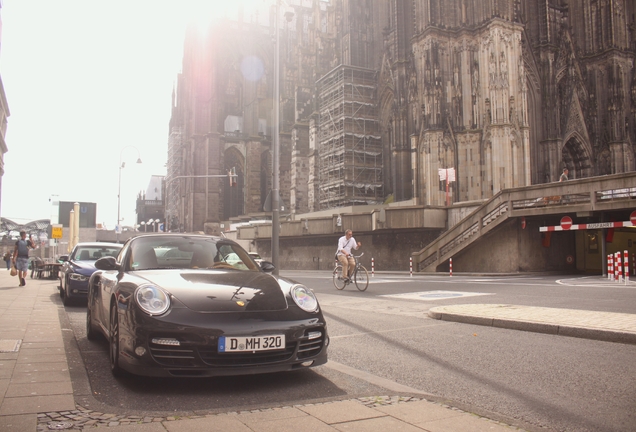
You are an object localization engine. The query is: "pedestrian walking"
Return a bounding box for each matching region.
[13,231,35,286]
[559,168,569,182]
[336,229,361,281]
[3,251,11,270]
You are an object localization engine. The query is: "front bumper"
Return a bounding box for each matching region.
[66,277,90,298]
[116,307,329,377]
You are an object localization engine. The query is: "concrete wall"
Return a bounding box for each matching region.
[254,229,444,271]
[448,217,576,273]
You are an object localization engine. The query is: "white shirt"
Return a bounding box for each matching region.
[337,235,358,257]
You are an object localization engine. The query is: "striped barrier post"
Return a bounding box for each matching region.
[371,257,374,277]
[450,258,453,277]
[624,250,629,284]
[610,254,615,281]
[608,254,612,280]
[409,257,413,277]
[614,252,619,282]
[617,251,622,283]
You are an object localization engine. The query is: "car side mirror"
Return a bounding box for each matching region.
[260,261,275,273]
[95,256,119,271]
[59,255,69,262]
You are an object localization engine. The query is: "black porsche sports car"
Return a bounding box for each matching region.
[86,233,328,377]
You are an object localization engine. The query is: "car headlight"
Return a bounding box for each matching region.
[135,285,170,316]
[69,273,88,281]
[291,284,318,312]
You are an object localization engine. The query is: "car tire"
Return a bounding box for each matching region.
[109,304,126,377]
[61,277,72,306]
[86,305,98,341]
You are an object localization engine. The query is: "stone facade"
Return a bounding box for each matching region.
[167,0,635,232]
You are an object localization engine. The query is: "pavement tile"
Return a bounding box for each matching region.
[19,340,64,349]
[0,394,75,415]
[374,400,463,423]
[0,413,36,432]
[235,406,309,424]
[5,380,72,397]
[0,378,8,399]
[242,414,337,432]
[8,369,71,384]
[12,361,69,374]
[298,401,386,424]
[332,416,426,432]
[418,413,516,431]
[89,422,168,432]
[16,352,66,364]
[164,415,252,432]
[0,360,16,379]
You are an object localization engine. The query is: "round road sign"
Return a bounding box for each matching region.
[560,216,573,230]
[631,210,636,225]
[566,255,574,264]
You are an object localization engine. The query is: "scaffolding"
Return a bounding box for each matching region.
[317,65,383,209]
[165,126,183,231]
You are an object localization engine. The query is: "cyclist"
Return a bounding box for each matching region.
[336,229,361,282]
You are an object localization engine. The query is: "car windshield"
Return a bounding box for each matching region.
[127,236,259,272]
[73,246,121,261]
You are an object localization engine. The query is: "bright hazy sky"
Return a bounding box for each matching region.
[0,0,269,228]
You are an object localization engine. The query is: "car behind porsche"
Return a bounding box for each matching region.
[59,242,122,306]
[86,233,328,377]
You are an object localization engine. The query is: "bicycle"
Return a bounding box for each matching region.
[332,253,369,291]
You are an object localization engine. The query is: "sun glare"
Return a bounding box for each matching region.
[179,0,271,32]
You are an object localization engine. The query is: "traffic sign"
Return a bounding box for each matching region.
[560,216,573,230]
[51,225,63,239]
[631,211,636,225]
[566,255,574,264]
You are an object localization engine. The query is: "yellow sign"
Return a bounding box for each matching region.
[52,225,63,239]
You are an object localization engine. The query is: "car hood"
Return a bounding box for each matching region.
[71,260,97,275]
[135,270,289,312]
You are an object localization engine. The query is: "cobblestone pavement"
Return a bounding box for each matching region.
[37,396,522,431]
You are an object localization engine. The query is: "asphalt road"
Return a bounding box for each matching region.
[63,272,636,432]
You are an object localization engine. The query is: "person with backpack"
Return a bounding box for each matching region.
[13,231,35,286]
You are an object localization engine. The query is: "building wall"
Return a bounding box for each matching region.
[169,0,635,235]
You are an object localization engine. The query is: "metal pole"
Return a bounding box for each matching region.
[117,164,122,242]
[271,0,280,275]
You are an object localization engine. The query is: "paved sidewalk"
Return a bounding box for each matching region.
[429,304,636,344]
[5,268,635,431]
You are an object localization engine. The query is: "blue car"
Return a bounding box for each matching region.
[59,242,122,306]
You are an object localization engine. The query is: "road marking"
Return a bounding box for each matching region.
[382,291,493,301]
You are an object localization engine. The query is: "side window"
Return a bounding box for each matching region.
[117,242,132,271]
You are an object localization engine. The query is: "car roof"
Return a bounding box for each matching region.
[73,242,122,248]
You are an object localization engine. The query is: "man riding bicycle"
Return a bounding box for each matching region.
[336,229,361,282]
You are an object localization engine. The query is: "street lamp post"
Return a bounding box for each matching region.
[117,146,142,242]
[271,0,281,275]
[140,221,146,232]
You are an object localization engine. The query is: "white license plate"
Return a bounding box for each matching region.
[218,335,286,352]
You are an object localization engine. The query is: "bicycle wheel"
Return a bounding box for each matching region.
[354,265,369,291]
[333,265,346,290]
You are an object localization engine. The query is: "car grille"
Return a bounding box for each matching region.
[148,328,325,368]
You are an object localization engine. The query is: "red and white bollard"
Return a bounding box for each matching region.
[608,254,613,280]
[449,258,453,277]
[617,251,623,283]
[409,257,413,277]
[624,250,630,284]
[371,257,374,277]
